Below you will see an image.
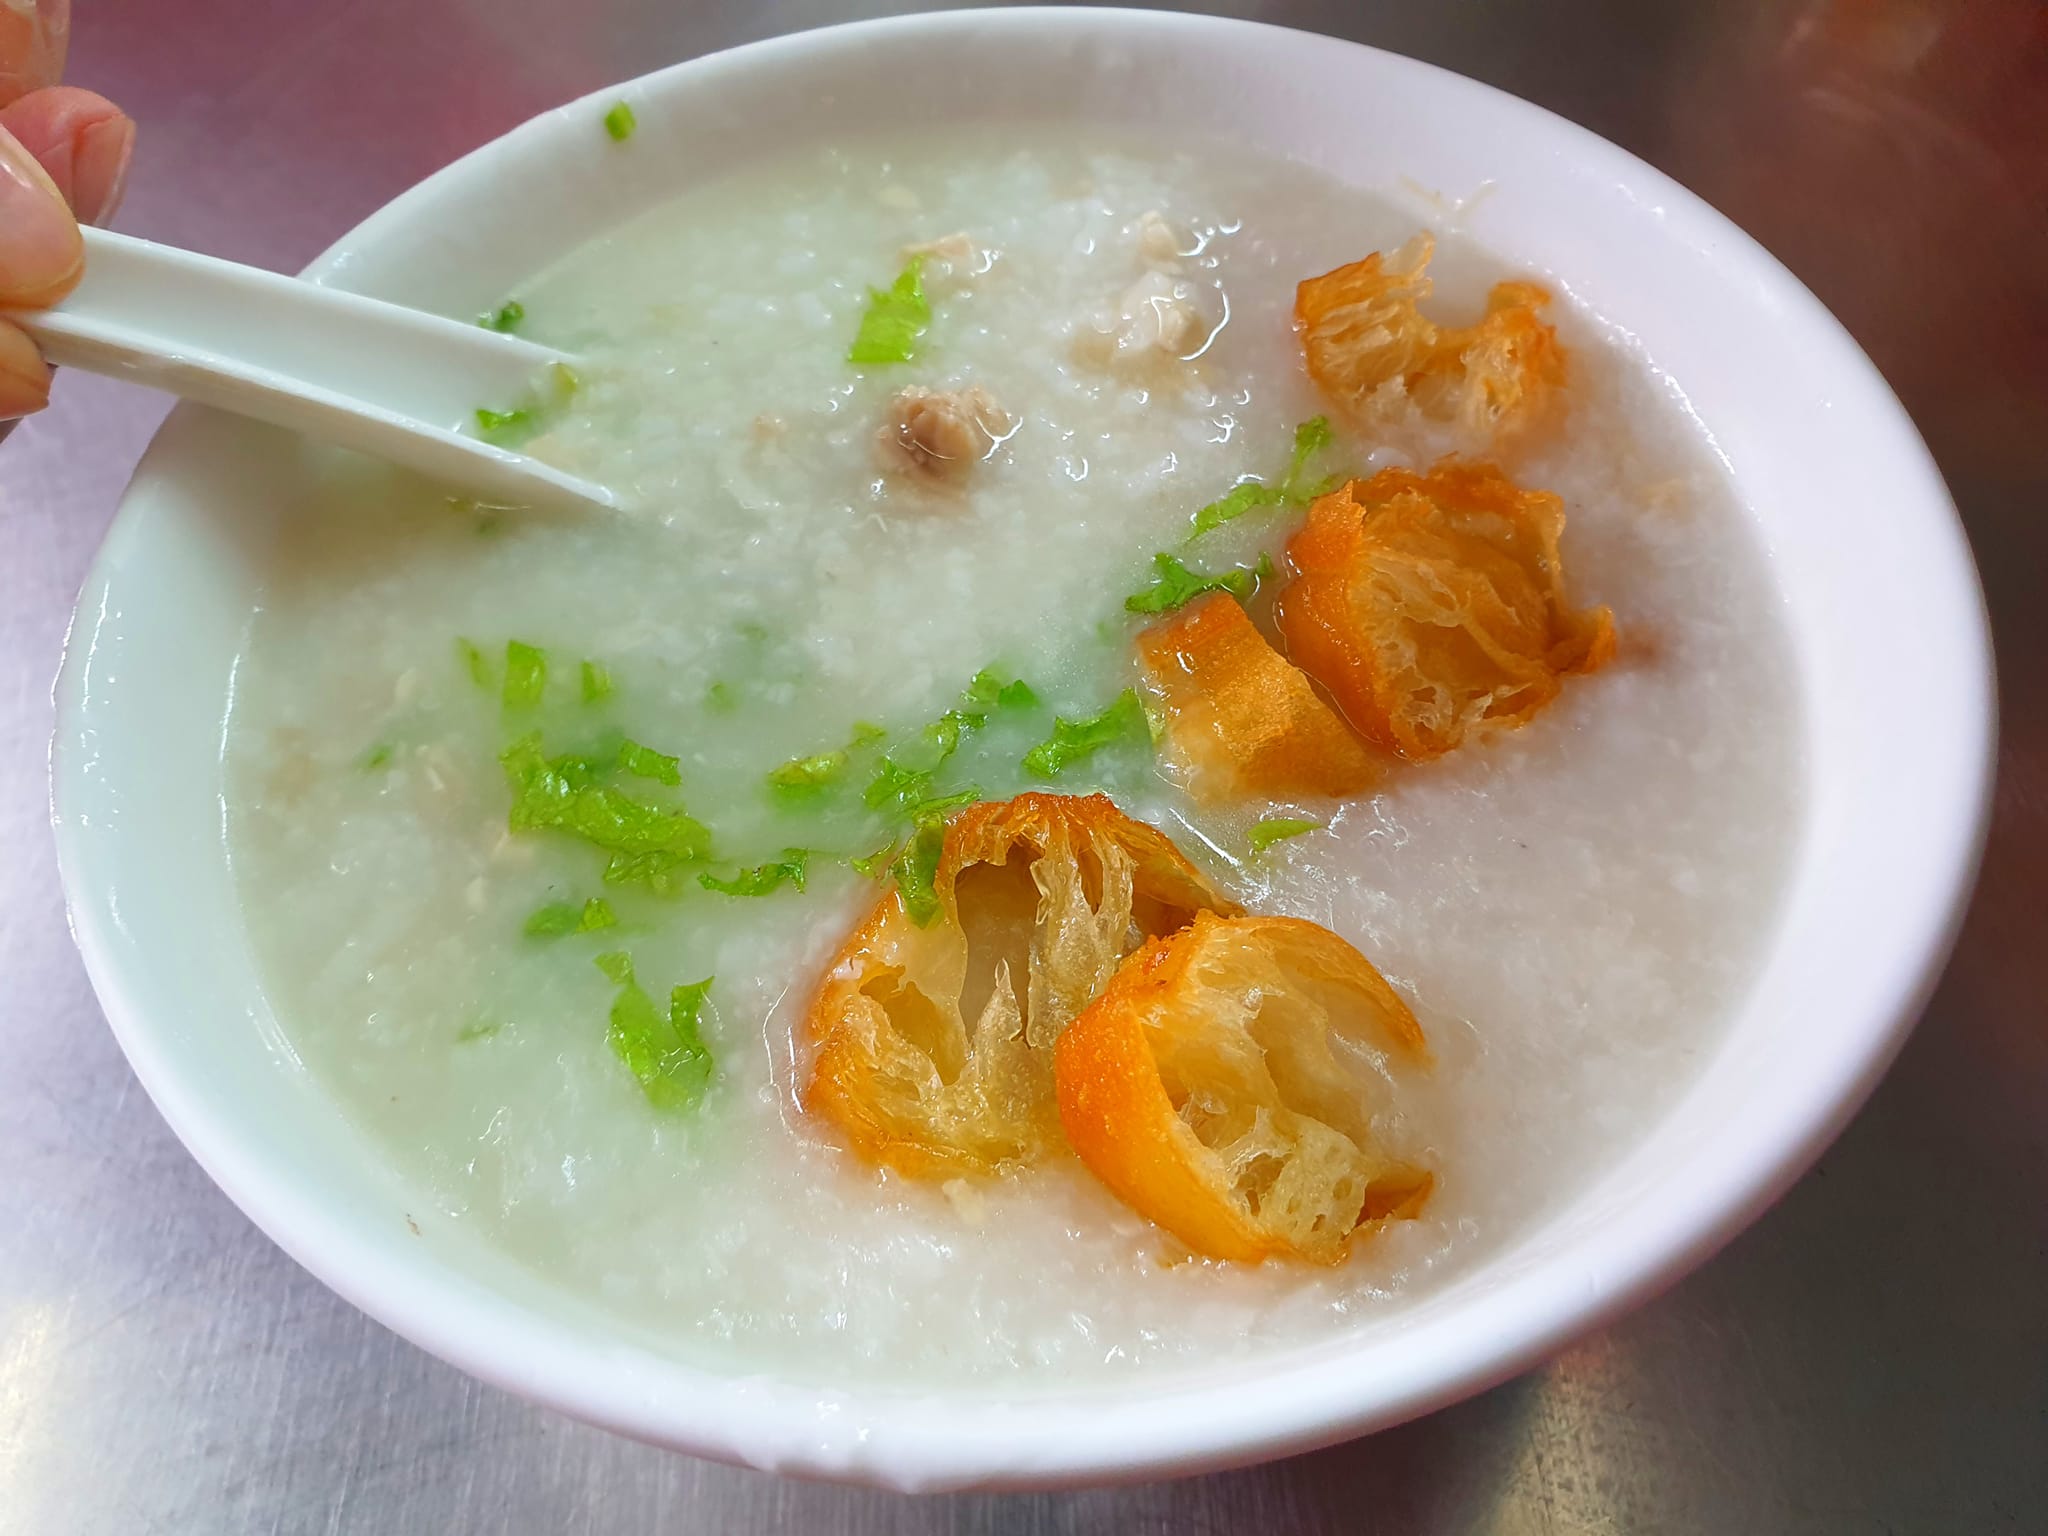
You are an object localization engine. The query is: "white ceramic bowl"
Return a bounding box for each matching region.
[50,7,1994,1493]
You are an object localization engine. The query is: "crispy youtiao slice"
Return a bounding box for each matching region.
[1275,461,1616,761]
[805,793,1241,1179]
[1294,233,1567,450]
[1056,911,1432,1265]
[1135,593,1380,802]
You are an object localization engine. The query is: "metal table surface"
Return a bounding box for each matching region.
[3,2,2042,1531]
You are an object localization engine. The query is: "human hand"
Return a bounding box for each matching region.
[1,0,135,422]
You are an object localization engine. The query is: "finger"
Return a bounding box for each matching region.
[0,316,54,418]
[0,121,83,308]
[0,0,70,108]
[0,86,132,223]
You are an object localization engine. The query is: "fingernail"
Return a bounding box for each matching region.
[0,323,53,419]
[74,115,137,228]
[0,135,84,302]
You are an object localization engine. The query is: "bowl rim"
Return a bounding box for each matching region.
[49,4,1996,1492]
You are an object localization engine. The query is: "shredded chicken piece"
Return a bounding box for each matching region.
[942,1178,990,1226]
[1136,210,1191,268]
[1118,270,1212,359]
[1071,269,1222,374]
[900,231,989,292]
[901,230,977,266]
[875,385,1011,488]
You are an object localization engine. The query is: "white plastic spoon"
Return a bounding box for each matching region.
[20,227,620,514]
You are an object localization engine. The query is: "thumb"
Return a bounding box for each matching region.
[0,122,82,310]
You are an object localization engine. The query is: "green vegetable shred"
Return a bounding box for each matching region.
[474,405,536,445]
[502,640,547,709]
[1246,817,1323,854]
[524,896,619,937]
[1022,690,1150,779]
[501,733,711,866]
[593,952,713,1111]
[847,255,930,365]
[579,659,614,703]
[1124,551,1274,615]
[457,637,491,689]
[768,750,848,794]
[602,849,696,896]
[848,841,898,879]
[479,300,524,333]
[615,737,681,787]
[1188,416,1338,538]
[907,787,981,821]
[698,849,811,898]
[602,101,636,142]
[888,819,947,926]
[864,757,935,815]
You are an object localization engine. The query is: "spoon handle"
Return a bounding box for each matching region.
[21,228,619,514]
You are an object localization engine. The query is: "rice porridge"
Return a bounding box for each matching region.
[223,129,1801,1386]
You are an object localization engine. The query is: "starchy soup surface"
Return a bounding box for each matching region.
[224,129,1800,1384]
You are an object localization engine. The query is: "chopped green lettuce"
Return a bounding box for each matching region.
[457,637,491,689]
[889,819,947,926]
[502,640,547,709]
[479,300,524,333]
[769,749,848,794]
[603,849,696,896]
[501,732,711,863]
[863,756,935,815]
[1188,416,1338,538]
[1124,551,1275,615]
[475,405,536,445]
[1287,416,1335,484]
[1188,480,1286,540]
[359,743,393,772]
[847,255,930,365]
[698,849,811,897]
[963,667,1036,715]
[615,737,681,787]
[456,1017,503,1043]
[602,101,637,142]
[1247,817,1324,854]
[848,840,898,879]
[908,787,982,823]
[923,712,970,758]
[957,669,1004,714]
[593,952,713,1111]
[524,896,619,937]
[770,715,893,799]
[705,680,737,713]
[909,667,1038,770]
[580,659,614,703]
[1022,690,1150,779]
